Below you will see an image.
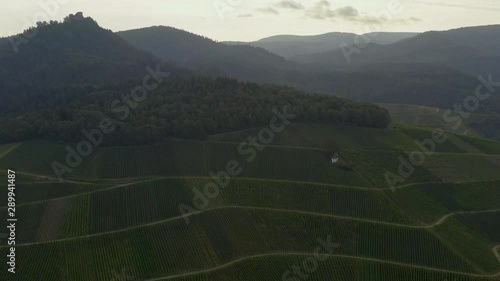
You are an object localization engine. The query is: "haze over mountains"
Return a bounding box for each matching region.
[292,25,500,78]
[225,32,418,58]
[0,14,499,140]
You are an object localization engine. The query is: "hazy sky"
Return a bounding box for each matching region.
[1,0,499,41]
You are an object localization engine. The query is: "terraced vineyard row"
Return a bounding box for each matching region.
[0,208,487,280]
[434,216,500,274]
[158,255,498,281]
[387,180,500,224]
[209,122,500,154]
[0,182,108,207]
[455,211,500,244]
[5,178,500,244]
[4,178,414,243]
[0,140,371,186]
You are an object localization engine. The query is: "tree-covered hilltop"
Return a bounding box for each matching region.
[0,76,391,145]
[0,16,163,115]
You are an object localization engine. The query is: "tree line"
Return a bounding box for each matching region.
[0,76,391,145]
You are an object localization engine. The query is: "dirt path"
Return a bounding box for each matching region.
[15,205,500,247]
[144,252,500,281]
[0,143,21,159]
[427,209,500,228]
[494,245,500,264]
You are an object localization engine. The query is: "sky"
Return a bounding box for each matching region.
[1,0,499,41]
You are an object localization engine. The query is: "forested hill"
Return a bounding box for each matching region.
[0,16,169,115]
[0,76,391,145]
[117,26,296,84]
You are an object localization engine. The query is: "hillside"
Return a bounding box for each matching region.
[1,122,500,280]
[0,76,391,145]
[380,103,500,140]
[0,16,177,116]
[1,7,500,281]
[116,25,500,117]
[117,26,296,84]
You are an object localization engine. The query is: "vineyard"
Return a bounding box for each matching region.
[387,180,500,224]
[0,123,500,281]
[2,178,417,243]
[0,208,493,280]
[0,182,108,207]
[157,255,497,281]
[210,122,500,154]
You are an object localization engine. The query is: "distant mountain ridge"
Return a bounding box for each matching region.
[225,31,417,58]
[292,25,500,77]
[116,24,500,115]
[1,15,499,130]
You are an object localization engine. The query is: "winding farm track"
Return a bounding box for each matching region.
[11,205,500,247]
[494,245,500,264]
[143,253,500,281]
[426,208,500,228]
[0,143,21,159]
[2,158,500,278]
[5,171,500,278]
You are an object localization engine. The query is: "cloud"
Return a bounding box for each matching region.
[275,0,305,10]
[335,6,359,17]
[238,13,253,18]
[304,1,421,25]
[256,7,280,15]
[306,1,358,20]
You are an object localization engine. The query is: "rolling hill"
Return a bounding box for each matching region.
[116,24,500,119]
[1,15,500,281]
[117,26,297,84]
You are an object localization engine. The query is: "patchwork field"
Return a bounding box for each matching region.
[0,123,499,280]
[0,208,492,280]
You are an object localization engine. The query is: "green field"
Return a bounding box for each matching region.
[0,208,488,280]
[3,178,414,243]
[1,122,500,280]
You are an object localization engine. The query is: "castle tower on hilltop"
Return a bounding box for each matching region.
[65,12,84,22]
